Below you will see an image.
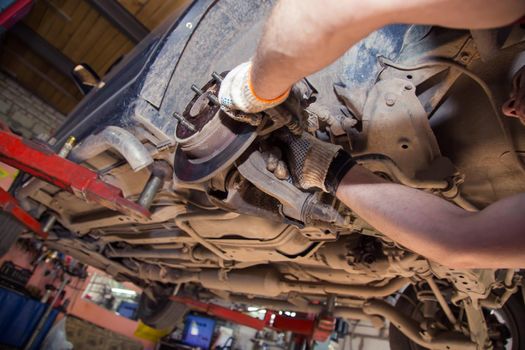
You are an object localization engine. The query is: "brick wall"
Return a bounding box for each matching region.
[0,71,66,139]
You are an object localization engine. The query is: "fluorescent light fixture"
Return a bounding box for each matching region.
[247,306,259,312]
[111,288,137,296]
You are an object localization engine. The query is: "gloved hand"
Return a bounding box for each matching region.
[218,61,290,113]
[273,131,357,194]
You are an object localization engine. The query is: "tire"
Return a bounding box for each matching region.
[389,286,525,350]
[389,286,426,350]
[0,211,24,257]
[137,285,189,331]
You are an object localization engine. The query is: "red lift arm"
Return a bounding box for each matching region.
[0,129,150,220]
[170,295,335,342]
[0,188,46,238]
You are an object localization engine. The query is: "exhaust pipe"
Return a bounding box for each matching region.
[194,268,409,299]
[70,126,153,171]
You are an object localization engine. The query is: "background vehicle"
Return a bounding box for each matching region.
[5,1,525,348]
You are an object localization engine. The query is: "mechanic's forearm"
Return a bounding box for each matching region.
[336,166,525,268]
[250,0,387,99]
[251,0,525,100]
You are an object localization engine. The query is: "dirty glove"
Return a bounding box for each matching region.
[277,131,356,194]
[219,61,290,113]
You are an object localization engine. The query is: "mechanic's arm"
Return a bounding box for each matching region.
[251,0,524,100]
[336,166,525,269]
[278,133,525,269]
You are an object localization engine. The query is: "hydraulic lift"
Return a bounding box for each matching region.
[0,126,151,236]
[170,295,335,343]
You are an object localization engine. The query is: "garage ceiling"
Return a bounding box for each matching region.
[0,0,190,115]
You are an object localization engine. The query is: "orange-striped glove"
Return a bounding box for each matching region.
[218,61,290,113]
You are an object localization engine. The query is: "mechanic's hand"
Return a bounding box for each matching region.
[219,61,290,113]
[502,66,525,124]
[275,130,356,194]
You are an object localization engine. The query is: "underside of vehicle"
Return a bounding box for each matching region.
[10,1,525,349]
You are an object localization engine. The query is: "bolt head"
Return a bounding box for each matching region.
[385,93,396,106]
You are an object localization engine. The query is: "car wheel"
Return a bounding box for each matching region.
[389,285,525,350]
[137,285,189,331]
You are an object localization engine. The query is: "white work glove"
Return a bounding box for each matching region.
[218,61,290,113]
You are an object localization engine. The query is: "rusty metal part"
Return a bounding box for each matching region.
[463,300,491,349]
[211,71,223,83]
[176,80,222,139]
[236,151,346,226]
[430,264,498,305]
[209,172,287,224]
[173,112,196,132]
[174,211,237,260]
[363,299,476,350]
[198,268,283,297]
[137,263,196,284]
[354,154,449,189]
[377,57,525,175]
[450,195,479,212]
[480,271,519,309]
[137,176,164,209]
[174,117,257,183]
[188,267,409,298]
[470,29,500,62]
[191,84,204,96]
[70,126,153,172]
[425,276,458,327]
[357,78,442,178]
[221,107,263,126]
[206,92,220,106]
[173,79,258,183]
[98,229,187,244]
[107,248,187,259]
[0,129,150,219]
[441,182,479,212]
[354,143,477,211]
[281,276,409,298]
[137,161,172,210]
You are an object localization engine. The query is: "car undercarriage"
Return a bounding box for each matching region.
[9,1,525,349]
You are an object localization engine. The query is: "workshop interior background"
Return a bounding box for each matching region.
[0,0,189,138]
